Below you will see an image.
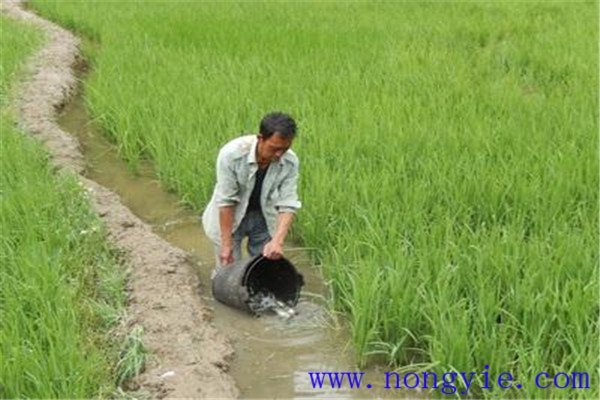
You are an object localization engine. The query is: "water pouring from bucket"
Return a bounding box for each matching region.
[211,255,304,317]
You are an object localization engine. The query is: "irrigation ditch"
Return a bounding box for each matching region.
[3,0,420,398]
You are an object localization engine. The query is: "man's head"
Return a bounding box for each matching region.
[256,112,297,164]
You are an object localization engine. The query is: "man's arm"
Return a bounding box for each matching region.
[219,205,235,266]
[262,212,295,260]
[262,156,301,260]
[214,149,240,267]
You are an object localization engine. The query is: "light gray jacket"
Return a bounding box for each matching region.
[202,135,301,244]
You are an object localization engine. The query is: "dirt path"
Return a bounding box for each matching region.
[2,1,238,398]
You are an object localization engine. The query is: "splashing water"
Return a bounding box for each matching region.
[248,292,297,319]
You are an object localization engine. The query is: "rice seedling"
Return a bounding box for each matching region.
[29,1,599,397]
[115,325,147,387]
[1,16,128,398]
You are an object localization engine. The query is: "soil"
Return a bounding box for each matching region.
[1,1,239,398]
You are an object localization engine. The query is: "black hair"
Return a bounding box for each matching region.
[259,112,297,139]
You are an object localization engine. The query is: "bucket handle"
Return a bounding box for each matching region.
[241,254,265,287]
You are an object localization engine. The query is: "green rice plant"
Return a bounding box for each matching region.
[115,325,147,387]
[0,15,128,398]
[29,1,599,397]
[0,120,124,398]
[0,17,42,107]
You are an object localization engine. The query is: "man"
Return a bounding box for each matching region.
[202,112,301,274]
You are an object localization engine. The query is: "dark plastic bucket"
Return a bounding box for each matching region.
[211,255,304,314]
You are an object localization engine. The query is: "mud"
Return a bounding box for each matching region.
[1,1,238,397]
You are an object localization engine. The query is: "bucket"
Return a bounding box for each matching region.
[211,255,304,314]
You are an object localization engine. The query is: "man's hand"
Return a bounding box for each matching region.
[262,240,284,260]
[219,244,235,267]
[262,212,294,260]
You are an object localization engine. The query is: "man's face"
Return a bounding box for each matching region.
[257,133,293,163]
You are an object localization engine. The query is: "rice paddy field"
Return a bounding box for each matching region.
[1,16,129,398]
[19,0,600,398]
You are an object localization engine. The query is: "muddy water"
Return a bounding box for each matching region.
[58,91,417,399]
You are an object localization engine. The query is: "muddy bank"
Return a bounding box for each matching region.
[1,1,238,397]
